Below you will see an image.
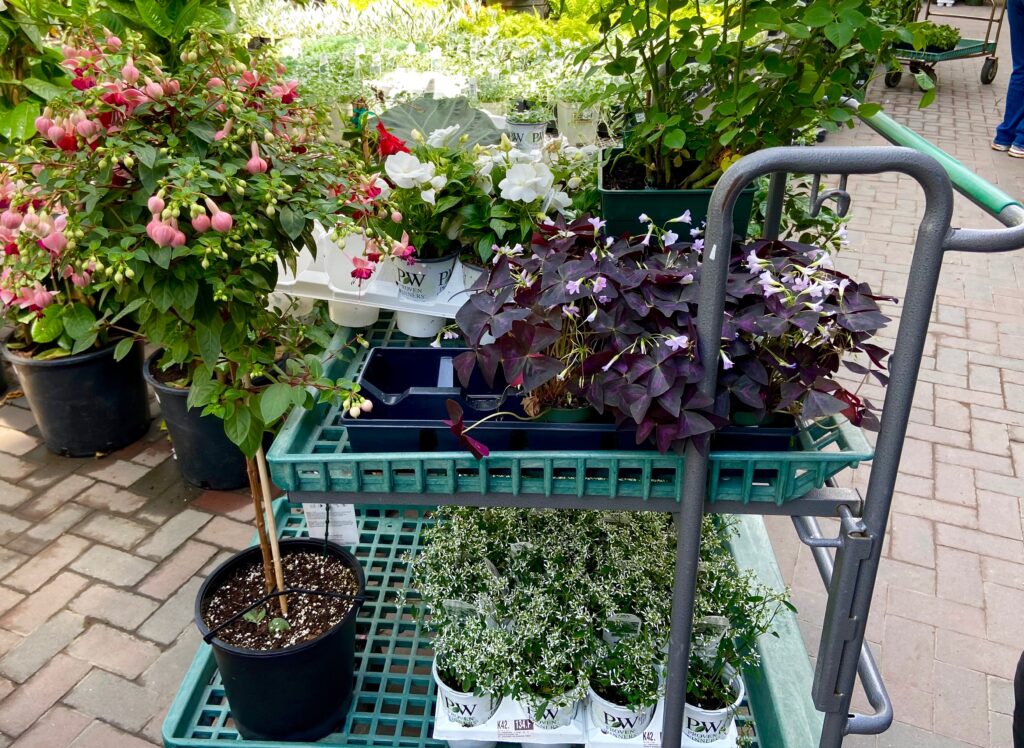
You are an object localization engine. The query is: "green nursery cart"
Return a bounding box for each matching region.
[163,108,1024,748]
[885,0,1005,87]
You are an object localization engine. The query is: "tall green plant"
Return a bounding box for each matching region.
[579,0,913,189]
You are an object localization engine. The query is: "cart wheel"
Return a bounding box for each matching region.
[982,57,998,85]
[884,71,903,88]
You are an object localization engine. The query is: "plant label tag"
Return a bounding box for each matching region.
[441,599,477,618]
[602,613,642,645]
[642,728,662,748]
[496,718,535,739]
[304,503,358,546]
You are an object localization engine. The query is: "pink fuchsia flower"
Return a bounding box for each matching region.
[75,119,100,139]
[565,279,582,295]
[144,81,164,100]
[270,80,299,104]
[207,77,224,89]
[665,334,690,352]
[238,70,264,91]
[15,283,56,311]
[214,119,234,141]
[246,142,268,174]
[46,125,66,144]
[204,198,233,232]
[41,231,67,255]
[350,256,375,281]
[162,79,180,96]
[147,219,176,248]
[106,35,122,51]
[365,239,382,264]
[191,214,211,233]
[391,211,402,223]
[392,232,416,262]
[62,265,92,288]
[121,57,140,85]
[1,211,21,230]
[148,195,165,215]
[34,115,53,136]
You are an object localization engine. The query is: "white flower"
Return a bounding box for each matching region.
[427,125,461,147]
[544,189,572,214]
[499,162,555,203]
[430,175,448,190]
[567,177,581,190]
[385,152,435,189]
[420,189,436,205]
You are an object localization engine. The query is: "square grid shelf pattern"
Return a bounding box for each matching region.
[163,502,763,747]
[268,314,872,507]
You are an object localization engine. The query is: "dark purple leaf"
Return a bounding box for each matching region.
[801,389,847,419]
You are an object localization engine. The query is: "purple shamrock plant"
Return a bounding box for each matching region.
[448,215,894,457]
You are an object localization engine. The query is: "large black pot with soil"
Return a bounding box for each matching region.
[195,539,366,741]
[1,338,149,456]
[144,350,247,490]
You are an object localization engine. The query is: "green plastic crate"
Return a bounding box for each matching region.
[267,314,873,506]
[163,501,815,748]
[894,37,996,63]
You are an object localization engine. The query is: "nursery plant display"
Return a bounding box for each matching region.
[409,506,788,742]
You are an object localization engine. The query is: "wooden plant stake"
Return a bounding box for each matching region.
[256,445,288,617]
[246,456,276,596]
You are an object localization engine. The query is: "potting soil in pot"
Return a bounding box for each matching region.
[203,550,360,650]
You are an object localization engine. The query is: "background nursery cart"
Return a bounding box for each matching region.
[163,108,1024,748]
[885,0,1004,87]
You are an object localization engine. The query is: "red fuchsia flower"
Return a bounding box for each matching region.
[246,141,269,174]
[270,80,299,104]
[351,256,375,281]
[238,70,265,91]
[214,118,233,141]
[4,243,17,256]
[376,122,409,157]
[392,232,416,263]
[365,240,382,263]
[71,76,97,91]
[192,213,211,233]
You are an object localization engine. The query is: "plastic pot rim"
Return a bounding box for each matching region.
[1,335,135,369]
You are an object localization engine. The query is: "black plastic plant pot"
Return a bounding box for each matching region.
[143,350,247,490]
[599,148,756,240]
[359,347,523,420]
[195,539,367,742]
[1,339,150,457]
[343,414,799,455]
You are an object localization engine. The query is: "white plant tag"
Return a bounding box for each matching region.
[693,615,730,660]
[441,599,477,618]
[304,503,358,545]
[602,613,642,645]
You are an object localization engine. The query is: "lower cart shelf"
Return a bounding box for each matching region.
[162,502,813,748]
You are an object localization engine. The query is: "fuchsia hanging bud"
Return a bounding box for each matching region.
[144,81,164,100]
[122,57,140,85]
[153,222,176,247]
[106,35,122,51]
[170,230,186,247]
[211,211,233,232]
[214,118,233,141]
[148,195,165,215]
[1,211,21,230]
[35,116,53,136]
[191,214,211,233]
[75,119,98,138]
[46,125,66,144]
[245,142,268,174]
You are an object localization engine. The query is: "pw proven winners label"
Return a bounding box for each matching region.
[304,504,358,545]
[495,718,538,740]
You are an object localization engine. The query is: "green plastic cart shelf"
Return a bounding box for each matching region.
[162,501,820,748]
[267,314,873,507]
[894,38,996,63]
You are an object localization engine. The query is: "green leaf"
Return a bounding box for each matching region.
[71,331,98,355]
[268,617,291,633]
[171,0,201,41]
[135,143,158,169]
[225,405,263,457]
[824,21,855,49]
[148,245,171,269]
[21,77,65,101]
[114,337,135,361]
[152,280,175,313]
[110,298,146,324]
[662,128,686,150]
[62,303,96,339]
[432,195,461,214]
[30,308,63,344]
[196,318,222,366]
[259,382,293,424]
[803,3,833,28]
[134,0,174,38]
[857,102,882,118]
[0,100,41,142]
[278,205,305,241]
[187,376,220,409]
[186,120,217,143]
[243,607,267,624]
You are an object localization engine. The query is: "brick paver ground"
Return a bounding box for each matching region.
[0,8,1022,748]
[766,6,1024,748]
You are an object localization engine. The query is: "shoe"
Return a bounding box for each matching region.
[992,141,1010,151]
[1010,145,1024,158]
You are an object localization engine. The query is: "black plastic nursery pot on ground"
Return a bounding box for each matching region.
[144,350,248,491]
[194,538,366,742]
[1,338,150,456]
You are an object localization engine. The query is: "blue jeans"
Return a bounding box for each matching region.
[997,0,1024,145]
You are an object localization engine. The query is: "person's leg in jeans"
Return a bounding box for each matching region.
[995,0,1024,147]
[1015,649,1024,748]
